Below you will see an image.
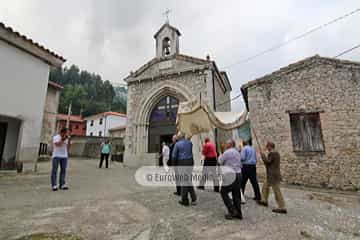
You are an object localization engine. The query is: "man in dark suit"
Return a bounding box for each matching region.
[169,135,180,195]
[172,132,197,206]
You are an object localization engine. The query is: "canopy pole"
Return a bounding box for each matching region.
[199,134,203,155]
[251,126,262,153]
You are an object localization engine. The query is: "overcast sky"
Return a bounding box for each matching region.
[1,1,359,111]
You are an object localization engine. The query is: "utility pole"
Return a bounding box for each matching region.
[66,102,72,129]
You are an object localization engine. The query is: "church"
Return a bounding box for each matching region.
[124,22,232,167]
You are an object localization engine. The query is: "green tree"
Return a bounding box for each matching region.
[50,65,126,116]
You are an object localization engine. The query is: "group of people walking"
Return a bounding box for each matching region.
[51,127,287,220]
[163,132,287,220]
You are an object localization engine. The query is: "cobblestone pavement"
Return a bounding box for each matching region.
[0,159,359,240]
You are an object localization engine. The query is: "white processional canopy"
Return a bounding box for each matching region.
[176,100,248,138]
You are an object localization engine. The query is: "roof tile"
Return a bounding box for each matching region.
[0,22,66,62]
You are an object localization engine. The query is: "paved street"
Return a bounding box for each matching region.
[0,159,359,240]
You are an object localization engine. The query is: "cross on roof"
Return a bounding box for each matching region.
[163,8,171,23]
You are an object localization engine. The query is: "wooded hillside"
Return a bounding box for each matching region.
[49,65,127,117]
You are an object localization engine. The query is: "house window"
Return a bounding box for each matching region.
[90,120,94,126]
[90,132,93,136]
[75,124,79,129]
[99,131,102,137]
[289,113,325,152]
[99,118,103,125]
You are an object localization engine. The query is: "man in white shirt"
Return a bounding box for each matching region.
[51,128,71,191]
[218,139,243,220]
[162,142,170,171]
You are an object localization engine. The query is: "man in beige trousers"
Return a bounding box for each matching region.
[258,141,287,214]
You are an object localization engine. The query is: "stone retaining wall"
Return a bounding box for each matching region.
[70,136,124,159]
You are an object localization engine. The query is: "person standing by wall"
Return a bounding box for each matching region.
[172,132,197,206]
[198,137,219,192]
[99,139,111,168]
[51,128,71,191]
[240,140,261,201]
[258,141,287,214]
[218,139,243,220]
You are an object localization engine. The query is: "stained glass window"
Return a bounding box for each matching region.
[149,96,179,123]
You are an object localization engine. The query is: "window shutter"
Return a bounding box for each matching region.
[290,113,324,152]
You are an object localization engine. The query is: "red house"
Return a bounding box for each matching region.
[56,114,86,136]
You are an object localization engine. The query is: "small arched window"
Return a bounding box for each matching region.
[162,37,171,57]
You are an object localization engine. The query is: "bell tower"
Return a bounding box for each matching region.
[154,23,181,58]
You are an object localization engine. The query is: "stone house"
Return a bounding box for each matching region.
[241,55,360,190]
[56,114,86,137]
[84,112,127,137]
[124,23,232,167]
[0,22,65,171]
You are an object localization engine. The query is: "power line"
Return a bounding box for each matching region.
[220,43,360,108]
[219,44,360,108]
[334,44,360,58]
[216,92,242,108]
[224,8,360,69]
[218,8,360,107]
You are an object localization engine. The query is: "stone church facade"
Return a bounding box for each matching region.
[124,23,232,167]
[242,55,360,190]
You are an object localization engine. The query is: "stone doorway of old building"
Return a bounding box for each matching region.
[0,115,21,170]
[158,134,173,166]
[148,95,179,155]
[160,134,173,146]
[0,122,8,168]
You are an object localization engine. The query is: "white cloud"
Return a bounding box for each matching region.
[1,0,359,111]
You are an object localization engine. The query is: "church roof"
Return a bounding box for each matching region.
[124,53,232,92]
[0,22,66,67]
[124,54,209,80]
[154,23,181,38]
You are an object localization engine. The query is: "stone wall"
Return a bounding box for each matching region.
[245,57,360,190]
[70,136,124,159]
[41,85,60,145]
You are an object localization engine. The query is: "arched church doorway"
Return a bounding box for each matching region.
[148,95,179,154]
